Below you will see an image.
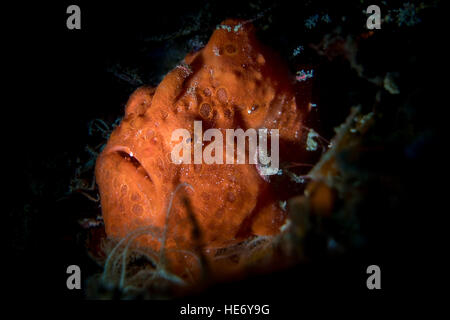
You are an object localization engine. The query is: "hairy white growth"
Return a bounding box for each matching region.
[101,182,196,291]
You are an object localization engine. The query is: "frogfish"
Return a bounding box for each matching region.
[95,19,313,278]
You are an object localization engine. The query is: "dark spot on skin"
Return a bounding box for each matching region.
[120,184,128,196]
[132,204,143,216]
[200,103,212,118]
[225,44,237,55]
[202,192,210,201]
[131,192,141,202]
[226,192,236,202]
[160,110,168,119]
[216,88,228,104]
[224,108,233,119]
[203,87,212,96]
[215,208,225,218]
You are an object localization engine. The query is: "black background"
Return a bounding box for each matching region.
[4,0,444,313]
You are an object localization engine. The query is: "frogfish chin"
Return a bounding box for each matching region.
[95,19,313,279]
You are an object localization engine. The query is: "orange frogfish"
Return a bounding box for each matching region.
[95,19,313,278]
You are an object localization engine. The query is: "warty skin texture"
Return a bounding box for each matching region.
[95,19,312,273]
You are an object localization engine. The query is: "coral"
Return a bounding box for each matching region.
[292,45,304,56]
[304,13,331,29]
[305,14,319,29]
[296,69,314,82]
[384,2,426,27]
[95,19,313,279]
[395,2,422,27]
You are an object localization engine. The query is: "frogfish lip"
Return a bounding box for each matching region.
[96,143,164,237]
[103,145,153,184]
